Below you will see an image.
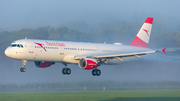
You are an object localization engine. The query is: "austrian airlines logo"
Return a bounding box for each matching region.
[34,42,47,52]
[46,41,65,47]
[143,29,149,36]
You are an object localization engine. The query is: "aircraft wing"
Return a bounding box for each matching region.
[74,50,157,62]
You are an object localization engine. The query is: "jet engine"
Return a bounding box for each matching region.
[78,58,98,69]
[34,61,55,68]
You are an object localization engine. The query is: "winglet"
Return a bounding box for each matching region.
[162,48,166,53]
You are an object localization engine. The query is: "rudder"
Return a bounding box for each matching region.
[130,17,153,48]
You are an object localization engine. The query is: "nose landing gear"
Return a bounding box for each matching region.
[20,60,27,72]
[20,68,26,72]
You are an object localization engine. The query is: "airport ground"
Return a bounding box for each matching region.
[1,87,180,101]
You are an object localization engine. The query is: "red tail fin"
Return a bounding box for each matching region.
[130,17,153,48]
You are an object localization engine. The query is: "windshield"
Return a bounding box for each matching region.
[9,44,23,48]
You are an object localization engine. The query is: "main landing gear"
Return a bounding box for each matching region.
[20,60,27,72]
[92,69,101,76]
[62,63,71,75]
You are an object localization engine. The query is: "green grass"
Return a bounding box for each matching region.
[1,89,180,101]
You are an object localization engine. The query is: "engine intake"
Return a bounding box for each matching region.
[79,58,98,69]
[34,61,55,68]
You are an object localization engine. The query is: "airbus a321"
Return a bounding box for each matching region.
[4,17,165,76]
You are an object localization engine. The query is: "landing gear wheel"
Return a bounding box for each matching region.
[96,69,101,76]
[62,68,71,75]
[20,68,26,72]
[66,68,71,75]
[92,69,101,76]
[92,69,96,76]
[62,68,66,74]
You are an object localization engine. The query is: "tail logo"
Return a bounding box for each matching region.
[34,42,47,52]
[143,29,149,36]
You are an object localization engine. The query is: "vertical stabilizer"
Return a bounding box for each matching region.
[130,17,153,48]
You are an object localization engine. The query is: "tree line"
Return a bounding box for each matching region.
[0,21,179,60]
[1,81,180,91]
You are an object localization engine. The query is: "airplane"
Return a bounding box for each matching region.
[4,17,165,76]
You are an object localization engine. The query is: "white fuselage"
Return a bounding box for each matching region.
[5,39,152,64]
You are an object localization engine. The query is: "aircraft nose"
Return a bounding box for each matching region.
[4,48,12,57]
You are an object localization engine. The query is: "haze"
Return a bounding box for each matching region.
[0,0,180,86]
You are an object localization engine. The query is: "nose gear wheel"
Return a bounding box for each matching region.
[20,68,26,72]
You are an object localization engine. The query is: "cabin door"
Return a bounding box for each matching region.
[60,47,64,55]
[28,42,34,53]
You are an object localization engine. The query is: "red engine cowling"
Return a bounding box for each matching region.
[34,61,55,68]
[78,58,98,69]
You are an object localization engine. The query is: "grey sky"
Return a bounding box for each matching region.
[0,0,180,30]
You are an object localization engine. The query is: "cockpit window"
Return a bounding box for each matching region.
[10,44,23,48]
[20,44,23,48]
[17,44,20,47]
[11,44,17,47]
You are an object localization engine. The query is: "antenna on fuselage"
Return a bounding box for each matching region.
[25,37,27,39]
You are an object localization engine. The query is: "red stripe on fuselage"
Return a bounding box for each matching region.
[145,17,153,24]
[130,36,148,48]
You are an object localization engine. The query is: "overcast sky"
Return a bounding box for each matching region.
[0,0,180,30]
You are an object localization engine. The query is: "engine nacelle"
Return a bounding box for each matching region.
[34,61,55,68]
[78,58,98,70]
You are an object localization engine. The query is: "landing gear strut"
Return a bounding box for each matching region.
[20,60,27,72]
[62,63,71,75]
[92,69,101,76]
